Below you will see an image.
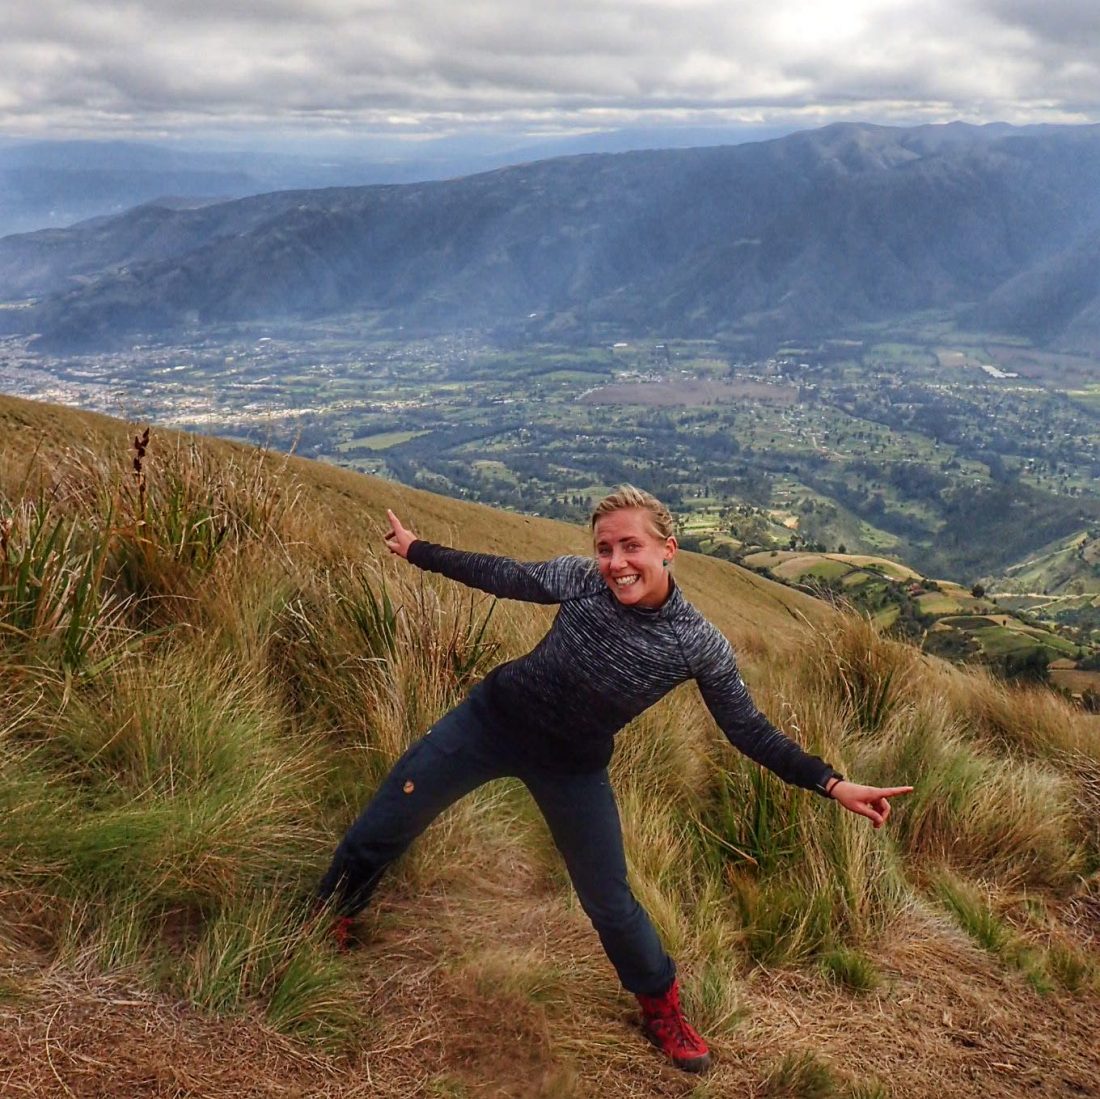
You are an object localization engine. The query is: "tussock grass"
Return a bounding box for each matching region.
[0,495,131,671]
[2,403,1098,1077]
[761,1051,889,1099]
[761,1050,839,1098]
[880,715,1081,887]
[185,891,355,1045]
[1046,940,1097,992]
[933,870,1023,947]
[457,944,569,1009]
[4,646,325,919]
[818,946,881,992]
[928,868,1085,993]
[942,666,1099,760]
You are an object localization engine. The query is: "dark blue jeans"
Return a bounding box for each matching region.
[318,689,676,996]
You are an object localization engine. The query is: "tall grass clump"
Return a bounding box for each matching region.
[775,614,1090,891]
[762,1051,889,1099]
[929,868,1058,990]
[0,423,391,1042]
[31,647,324,912]
[109,430,302,626]
[942,665,1100,762]
[184,891,356,1046]
[0,495,130,671]
[704,768,906,966]
[795,612,920,737]
[668,607,1096,979]
[271,561,499,776]
[878,715,1082,887]
[818,945,880,992]
[761,1050,840,1098]
[687,677,907,967]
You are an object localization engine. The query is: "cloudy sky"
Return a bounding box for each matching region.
[3,0,1100,148]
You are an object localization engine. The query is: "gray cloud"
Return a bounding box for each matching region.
[983,0,1100,46]
[2,0,1099,142]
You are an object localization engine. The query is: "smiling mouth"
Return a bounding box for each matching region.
[613,575,639,587]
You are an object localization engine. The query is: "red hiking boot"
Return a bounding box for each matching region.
[636,978,712,1073]
[329,914,355,952]
[308,902,356,952]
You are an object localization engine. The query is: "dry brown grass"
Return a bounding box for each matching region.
[1,394,1098,1099]
[2,895,1097,1098]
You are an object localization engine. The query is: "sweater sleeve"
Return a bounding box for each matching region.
[690,621,839,796]
[406,541,602,603]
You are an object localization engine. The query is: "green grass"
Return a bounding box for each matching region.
[928,870,1079,992]
[762,1051,839,1098]
[940,615,996,629]
[2,394,1098,1075]
[1046,941,1097,992]
[337,430,429,451]
[873,605,900,628]
[970,625,1050,657]
[819,947,881,992]
[933,872,1015,954]
[916,592,963,615]
[761,1050,888,1099]
[805,560,852,582]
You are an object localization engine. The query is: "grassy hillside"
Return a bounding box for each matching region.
[990,529,1100,599]
[742,549,1096,678]
[1,394,1098,1098]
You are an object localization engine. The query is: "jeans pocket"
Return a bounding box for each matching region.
[421,700,479,756]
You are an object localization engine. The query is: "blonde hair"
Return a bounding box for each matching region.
[589,485,675,540]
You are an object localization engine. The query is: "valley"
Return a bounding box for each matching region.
[3,318,1098,672]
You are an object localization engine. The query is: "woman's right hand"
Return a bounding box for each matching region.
[384,509,417,559]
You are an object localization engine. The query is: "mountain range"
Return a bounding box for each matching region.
[6,122,1100,350]
[0,125,792,239]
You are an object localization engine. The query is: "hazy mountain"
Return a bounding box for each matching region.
[0,138,490,238]
[6,122,1100,350]
[0,126,796,239]
[0,141,252,237]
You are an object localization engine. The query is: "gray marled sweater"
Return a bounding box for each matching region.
[407,540,838,791]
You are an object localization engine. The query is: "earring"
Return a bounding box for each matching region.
[662,559,671,568]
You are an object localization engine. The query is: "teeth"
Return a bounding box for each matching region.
[614,575,639,586]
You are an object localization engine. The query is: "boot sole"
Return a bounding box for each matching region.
[642,1031,712,1073]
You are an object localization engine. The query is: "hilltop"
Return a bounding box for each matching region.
[1,394,1098,1098]
[8,122,1100,349]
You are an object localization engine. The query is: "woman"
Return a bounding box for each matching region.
[317,486,911,1073]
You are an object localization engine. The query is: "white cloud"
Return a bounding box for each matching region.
[2,0,1099,141]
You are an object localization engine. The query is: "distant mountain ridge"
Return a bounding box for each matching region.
[0,126,800,240]
[6,122,1100,349]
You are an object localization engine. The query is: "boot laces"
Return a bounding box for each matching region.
[653,1005,700,1052]
[641,989,705,1055]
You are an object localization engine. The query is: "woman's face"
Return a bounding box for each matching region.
[593,507,677,608]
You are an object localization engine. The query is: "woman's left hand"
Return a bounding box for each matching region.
[828,780,913,828]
